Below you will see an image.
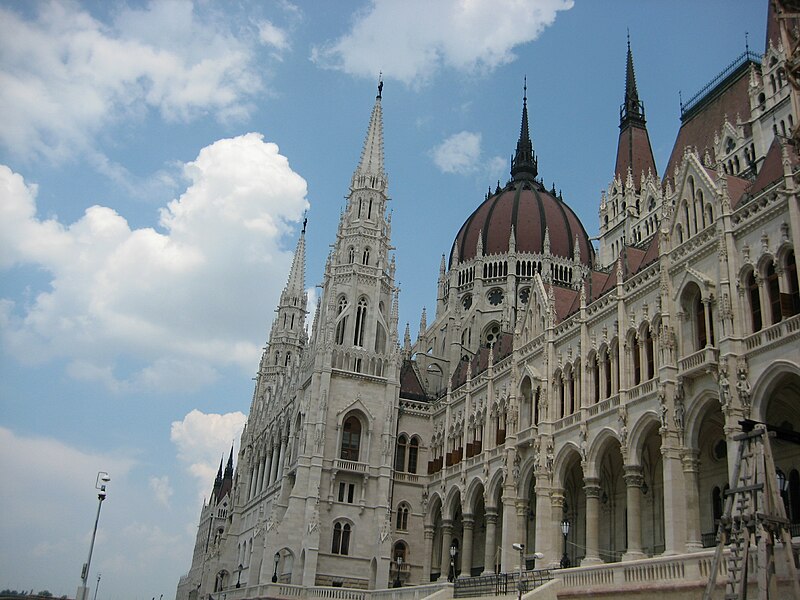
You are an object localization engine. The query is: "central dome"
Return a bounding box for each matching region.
[450,178,594,267]
[450,91,594,268]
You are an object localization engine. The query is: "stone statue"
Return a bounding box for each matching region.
[736,365,751,410]
[718,365,731,408]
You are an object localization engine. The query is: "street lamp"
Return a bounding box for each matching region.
[272,553,280,583]
[76,472,111,600]
[448,543,457,582]
[394,556,403,588]
[512,543,525,600]
[560,519,570,569]
[236,563,243,588]
[92,574,101,600]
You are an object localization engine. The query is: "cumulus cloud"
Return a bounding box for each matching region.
[149,475,174,508]
[171,409,247,503]
[0,0,268,162]
[312,0,573,85]
[431,131,505,177]
[0,133,309,391]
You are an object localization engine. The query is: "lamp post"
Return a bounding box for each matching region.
[448,543,457,582]
[236,564,243,588]
[560,519,570,569]
[77,472,111,600]
[272,553,279,583]
[394,556,403,588]
[92,574,101,600]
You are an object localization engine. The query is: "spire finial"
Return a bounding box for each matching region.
[745,31,749,55]
[523,75,527,102]
[511,78,537,181]
[377,72,383,99]
[302,210,307,234]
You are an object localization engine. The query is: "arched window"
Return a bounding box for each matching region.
[284,351,291,366]
[766,261,782,325]
[332,522,351,555]
[335,297,348,345]
[645,327,655,379]
[786,251,800,316]
[353,298,367,347]
[395,505,409,531]
[747,271,762,332]
[395,435,407,471]
[341,416,361,461]
[408,437,419,474]
[632,335,641,385]
[695,294,707,349]
[348,247,355,263]
[363,247,370,265]
[603,349,612,399]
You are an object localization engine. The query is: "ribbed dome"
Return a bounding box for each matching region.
[450,178,594,268]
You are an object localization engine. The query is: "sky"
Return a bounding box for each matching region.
[0,1,766,598]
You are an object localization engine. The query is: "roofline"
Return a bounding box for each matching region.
[680,50,760,122]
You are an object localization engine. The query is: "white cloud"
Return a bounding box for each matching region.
[149,475,174,507]
[312,0,573,85]
[0,133,309,391]
[171,409,247,502]
[431,131,506,177]
[259,20,290,53]
[0,0,267,162]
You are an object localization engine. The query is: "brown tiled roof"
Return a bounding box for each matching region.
[400,359,428,401]
[615,123,657,186]
[745,137,797,204]
[450,179,594,268]
[552,286,578,321]
[450,331,514,389]
[665,66,753,181]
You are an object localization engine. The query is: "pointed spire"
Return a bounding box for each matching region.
[510,77,538,182]
[352,81,387,192]
[404,323,412,353]
[614,34,657,185]
[419,307,427,336]
[284,220,307,299]
[224,446,234,477]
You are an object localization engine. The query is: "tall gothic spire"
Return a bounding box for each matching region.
[283,217,307,301]
[511,78,538,182]
[614,35,657,184]
[352,77,387,193]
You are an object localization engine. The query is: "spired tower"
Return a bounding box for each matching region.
[253,81,401,589]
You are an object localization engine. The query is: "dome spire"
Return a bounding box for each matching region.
[511,77,538,182]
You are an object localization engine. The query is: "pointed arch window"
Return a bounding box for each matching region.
[766,261,782,325]
[395,504,409,531]
[335,297,348,345]
[747,271,762,332]
[695,295,707,349]
[363,247,370,265]
[645,327,655,379]
[348,247,355,263]
[408,437,419,474]
[632,335,641,385]
[341,416,362,461]
[786,251,800,316]
[353,298,367,347]
[395,435,407,471]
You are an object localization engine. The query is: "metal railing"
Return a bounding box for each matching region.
[453,569,553,598]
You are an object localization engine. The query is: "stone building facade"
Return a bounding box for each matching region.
[177,5,800,597]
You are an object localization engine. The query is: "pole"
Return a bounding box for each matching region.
[517,546,524,600]
[93,574,101,600]
[79,494,105,600]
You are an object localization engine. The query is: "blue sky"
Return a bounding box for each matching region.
[0,1,765,597]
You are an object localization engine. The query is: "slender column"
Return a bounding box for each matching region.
[254,460,263,496]
[439,520,453,581]
[534,481,554,565]
[264,447,274,489]
[702,299,712,346]
[622,466,645,560]
[501,495,517,572]
[583,479,602,565]
[423,525,434,582]
[550,491,565,569]
[460,516,474,578]
[277,436,287,480]
[482,510,498,575]
[662,447,687,554]
[270,442,280,485]
[682,451,702,550]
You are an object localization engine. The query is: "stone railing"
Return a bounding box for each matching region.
[334,458,369,474]
[627,379,655,402]
[554,413,580,431]
[586,395,620,419]
[744,313,800,354]
[218,581,452,600]
[678,346,719,376]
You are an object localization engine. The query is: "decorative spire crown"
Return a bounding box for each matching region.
[621,33,645,127]
[352,81,387,192]
[511,77,538,182]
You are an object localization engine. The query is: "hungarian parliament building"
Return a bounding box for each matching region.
[177,3,800,597]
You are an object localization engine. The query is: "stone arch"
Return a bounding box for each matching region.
[465,476,486,514]
[684,390,723,452]
[553,442,582,489]
[425,491,444,528]
[443,485,463,520]
[586,427,621,476]
[485,469,505,508]
[627,412,661,467]
[750,359,800,421]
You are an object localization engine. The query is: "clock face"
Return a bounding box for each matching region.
[488,289,504,306]
[461,294,472,310]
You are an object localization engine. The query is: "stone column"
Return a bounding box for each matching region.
[501,495,518,572]
[583,478,602,565]
[460,515,474,578]
[702,299,713,346]
[270,442,280,485]
[482,509,498,575]
[277,436,287,480]
[423,525,434,582]
[265,448,274,489]
[682,451,702,550]
[534,481,554,565]
[550,491,565,569]
[622,466,645,560]
[256,459,265,495]
[662,446,687,554]
[439,520,453,581]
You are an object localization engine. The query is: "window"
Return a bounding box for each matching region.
[408,437,419,474]
[695,294,707,349]
[335,297,348,345]
[338,482,355,503]
[348,247,355,263]
[461,294,472,310]
[645,327,655,379]
[396,504,409,530]
[395,435,407,471]
[363,247,370,265]
[332,522,351,555]
[766,261,782,325]
[488,289,504,306]
[787,251,800,316]
[632,335,641,385]
[353,298,367,346]
[483,323,501,347]
[747,271,762,332]
[340,416,362,461]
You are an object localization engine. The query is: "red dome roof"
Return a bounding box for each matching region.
[450,179,594,268]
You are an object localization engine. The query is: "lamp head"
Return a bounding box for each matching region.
[512,543,525,552]
[532,552,544,559]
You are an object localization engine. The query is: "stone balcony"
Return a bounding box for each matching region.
[678,346,719,377]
